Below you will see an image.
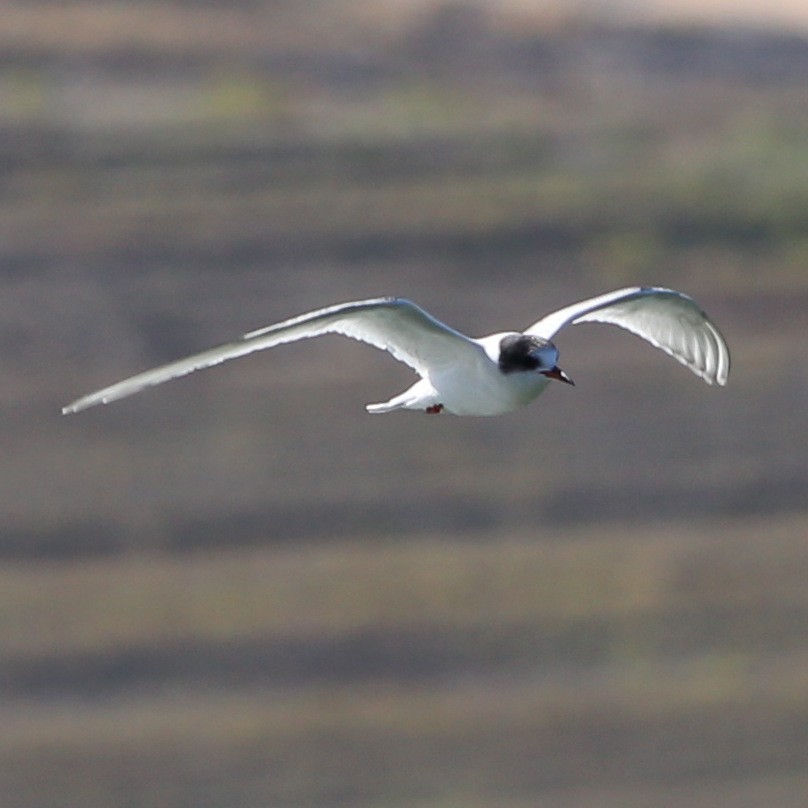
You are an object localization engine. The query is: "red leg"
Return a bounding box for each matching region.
[425,404,444,414]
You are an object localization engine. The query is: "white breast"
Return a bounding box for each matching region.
[430,349,550,416]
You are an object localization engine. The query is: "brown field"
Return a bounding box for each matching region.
[1,2,807,806]
[4,514,808,807]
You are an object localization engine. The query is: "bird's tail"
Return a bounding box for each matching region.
[365,399,405,414]
[366,379,438,414]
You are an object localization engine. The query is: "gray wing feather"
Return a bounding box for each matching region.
[526,286,730,386]
[63,297,477,414]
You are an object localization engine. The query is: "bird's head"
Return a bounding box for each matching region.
[497,334,574,385]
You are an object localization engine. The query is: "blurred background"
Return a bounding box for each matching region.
[2,1,808,806]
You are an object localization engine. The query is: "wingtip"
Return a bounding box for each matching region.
[702,366,729,387]
[62,396,98,415]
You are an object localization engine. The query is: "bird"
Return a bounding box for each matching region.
[62,286,729,417]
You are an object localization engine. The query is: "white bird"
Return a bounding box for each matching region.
[62,286,729,417]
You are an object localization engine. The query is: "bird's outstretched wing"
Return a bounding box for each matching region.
[525,286,730,386]
[63,297,478,414]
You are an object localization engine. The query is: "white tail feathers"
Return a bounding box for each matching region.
[365,400,403,414]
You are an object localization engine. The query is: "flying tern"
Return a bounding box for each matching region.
[63,286,729,417]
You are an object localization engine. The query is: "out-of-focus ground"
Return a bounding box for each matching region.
[1,2,807,806]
